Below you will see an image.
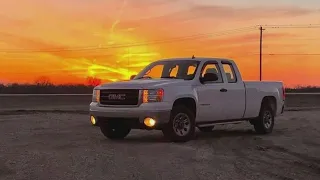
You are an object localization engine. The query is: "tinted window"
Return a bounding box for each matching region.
[145,64,164,78]
[201,63,223,83]
[222,63,237,83]
[135,60,200,80]
[169,65,179,77]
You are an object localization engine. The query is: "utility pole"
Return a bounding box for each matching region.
[259,26,265,81]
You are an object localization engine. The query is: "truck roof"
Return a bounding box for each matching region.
[158,57,235,63]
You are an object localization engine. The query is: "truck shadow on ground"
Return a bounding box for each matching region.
[105,129,271,144]
[194,128,285,140]
[194,129,257,139]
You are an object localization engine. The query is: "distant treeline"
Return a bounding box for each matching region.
[0,83,95,94]
[285,86,320,93]
[0,83,320,94]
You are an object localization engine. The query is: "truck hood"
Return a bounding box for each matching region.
[99,79,190,89]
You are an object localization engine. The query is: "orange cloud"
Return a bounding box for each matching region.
[0,0,319,86]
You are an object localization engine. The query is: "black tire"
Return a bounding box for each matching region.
[198,126,215,132]
[162,105,196,142]
[253,102,275,134]
[99,122,131,140]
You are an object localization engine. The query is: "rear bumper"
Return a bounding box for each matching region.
[89,102,171,128]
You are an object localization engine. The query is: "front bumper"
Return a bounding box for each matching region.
[89,102,171,128]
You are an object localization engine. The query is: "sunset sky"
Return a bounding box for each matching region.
[0,0,319,87]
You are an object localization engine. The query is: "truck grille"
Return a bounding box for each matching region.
[100,89,140,106]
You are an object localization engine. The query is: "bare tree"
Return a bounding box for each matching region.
[86,77,102,86]
[34,76,52,86]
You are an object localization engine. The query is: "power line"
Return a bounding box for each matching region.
[246,52,320,56]
[265,26,320,29]
[262,53,320,56]
[262,23,320,29]
[0,26,258,53]
[257,23,320,81]
[0,23,319,54]
[263,23,320,26]
[1,23,319,53]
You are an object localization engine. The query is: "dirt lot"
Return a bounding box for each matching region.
[0,95,320,179]
[0,110,320,180]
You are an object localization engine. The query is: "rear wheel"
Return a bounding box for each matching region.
[198,126,215,132]
[162,105,195,142]
[253,103,275,134]
[99,121,131,139]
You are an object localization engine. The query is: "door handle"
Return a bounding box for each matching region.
[220,88,228,92]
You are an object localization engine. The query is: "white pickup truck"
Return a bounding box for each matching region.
[90,57,285,142]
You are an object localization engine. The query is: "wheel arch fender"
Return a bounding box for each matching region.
[172,95,197,117]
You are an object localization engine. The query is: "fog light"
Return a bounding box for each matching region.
[90,116,96,125]
[144,117,156,127]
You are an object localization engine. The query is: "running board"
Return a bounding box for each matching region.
[196,120,246,127]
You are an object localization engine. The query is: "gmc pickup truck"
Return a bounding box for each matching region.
[90,57,285,142]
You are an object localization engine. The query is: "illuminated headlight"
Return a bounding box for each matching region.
[92,89,100,102]
[142,89,164,103]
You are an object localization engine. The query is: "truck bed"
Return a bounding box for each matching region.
[243,81,284,119]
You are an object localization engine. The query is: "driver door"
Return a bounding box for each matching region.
[196,62,229,122]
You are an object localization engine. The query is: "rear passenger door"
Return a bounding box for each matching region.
[220,62,246,120]
[195,61,229,122]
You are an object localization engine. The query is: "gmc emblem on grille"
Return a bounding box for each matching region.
[108,94,126,100]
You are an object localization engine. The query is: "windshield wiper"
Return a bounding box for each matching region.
[136,76,152,79]
[161,76,178,79]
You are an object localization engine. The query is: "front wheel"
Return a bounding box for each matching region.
[162,105,195,142]
[99,122,131,140]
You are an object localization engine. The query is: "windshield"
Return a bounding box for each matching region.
[134,60,200,80]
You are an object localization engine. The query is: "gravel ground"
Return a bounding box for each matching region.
[0,110,319,180]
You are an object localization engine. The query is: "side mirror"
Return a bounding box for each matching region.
[130,75,136,80]
[200,73,218,83]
